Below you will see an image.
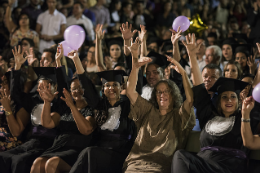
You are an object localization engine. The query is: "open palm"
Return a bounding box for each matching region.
[95,24,105,40]
[12,46,27,69]
[182,33,203,56]
[120,22,137,40]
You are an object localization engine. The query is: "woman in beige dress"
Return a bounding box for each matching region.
[123,37,195,173]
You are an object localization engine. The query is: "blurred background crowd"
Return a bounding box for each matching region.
[0,0,259,79]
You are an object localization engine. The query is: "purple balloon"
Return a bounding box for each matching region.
[60,41,73,56]
[64,25,85,50]
[172,16,190,32]
[253,82,260,103]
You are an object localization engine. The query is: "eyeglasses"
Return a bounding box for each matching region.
[71,87,84,92]
[104,83,119,89]
[156,90,171,96]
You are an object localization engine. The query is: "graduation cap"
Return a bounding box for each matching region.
[135,0,144,4]
[232,33,248,43]
[147,51,169,68]
[161,39,172,53]
[221,38,238,47]
[147,36,163,47]
[96,70,127,84]
[105,37,124,49]
[233,44,252,57]
[241,73,255,80]
[114,62,126,69]
[19,38,35,48]
[33,67,57,84]
[208,77,248,94]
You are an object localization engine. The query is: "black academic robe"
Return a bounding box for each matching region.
[172,84,260,173]
[69,72,136,173]
[0,68,66,173]
[39,67,93,167]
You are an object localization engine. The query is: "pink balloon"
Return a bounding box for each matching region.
[60,41,73,56]
[172,16,190,32]
[64,25,85,50]
[253,82,260,103]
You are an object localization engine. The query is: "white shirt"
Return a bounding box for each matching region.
[185,55,206,78]
[67,15,95,41]
[37,9,66,53]
[141,84,154,100]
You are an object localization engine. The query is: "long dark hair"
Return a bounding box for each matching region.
[94,87,109,127]
[216,91,241,116]
[109,43,125,64]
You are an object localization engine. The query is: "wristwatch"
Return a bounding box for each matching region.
[5,110,13,116]
[241,118,250,122]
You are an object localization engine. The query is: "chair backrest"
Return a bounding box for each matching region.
[185,131,201,153]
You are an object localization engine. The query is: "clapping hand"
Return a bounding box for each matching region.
[60,88,75,108]
[120,22,137,40]
[0,89,11,112]
[37,83,58,103]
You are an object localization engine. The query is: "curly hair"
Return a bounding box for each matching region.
[149,79,183,110]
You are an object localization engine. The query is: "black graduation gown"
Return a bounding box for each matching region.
[172,84,260,173]
[0,68,64,173]
[69,72,136,173]
[39,67,93,166]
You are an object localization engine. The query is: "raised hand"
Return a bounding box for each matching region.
[104,56,113,70]
[26,48,38,67]
[125,37,141,57]
[0,89,11,112]
[256,43,260,54]
[95,24,105,40]
[55,44,64,62]
[37,83,58,103]
[67,50,79,60]
[247,55,258,74]
[138,25,147,42]
[120,22,137,40]
[171,26,182,45]
[242,96,255,116]
[12,45,27,70]
[60,88,75,108]
[166,55,186,75]
[125,37,151,68]
[182,33,203,56]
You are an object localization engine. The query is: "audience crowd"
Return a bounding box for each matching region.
[0,0,260,172]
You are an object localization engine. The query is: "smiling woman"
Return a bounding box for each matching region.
[123,38,195,173]
[172,77,260,173]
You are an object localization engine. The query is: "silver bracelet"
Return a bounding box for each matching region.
[241,118,250,122]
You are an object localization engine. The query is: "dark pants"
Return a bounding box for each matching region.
[0,138,53,173]
[172,149,223,173]
[69,146,127,173]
